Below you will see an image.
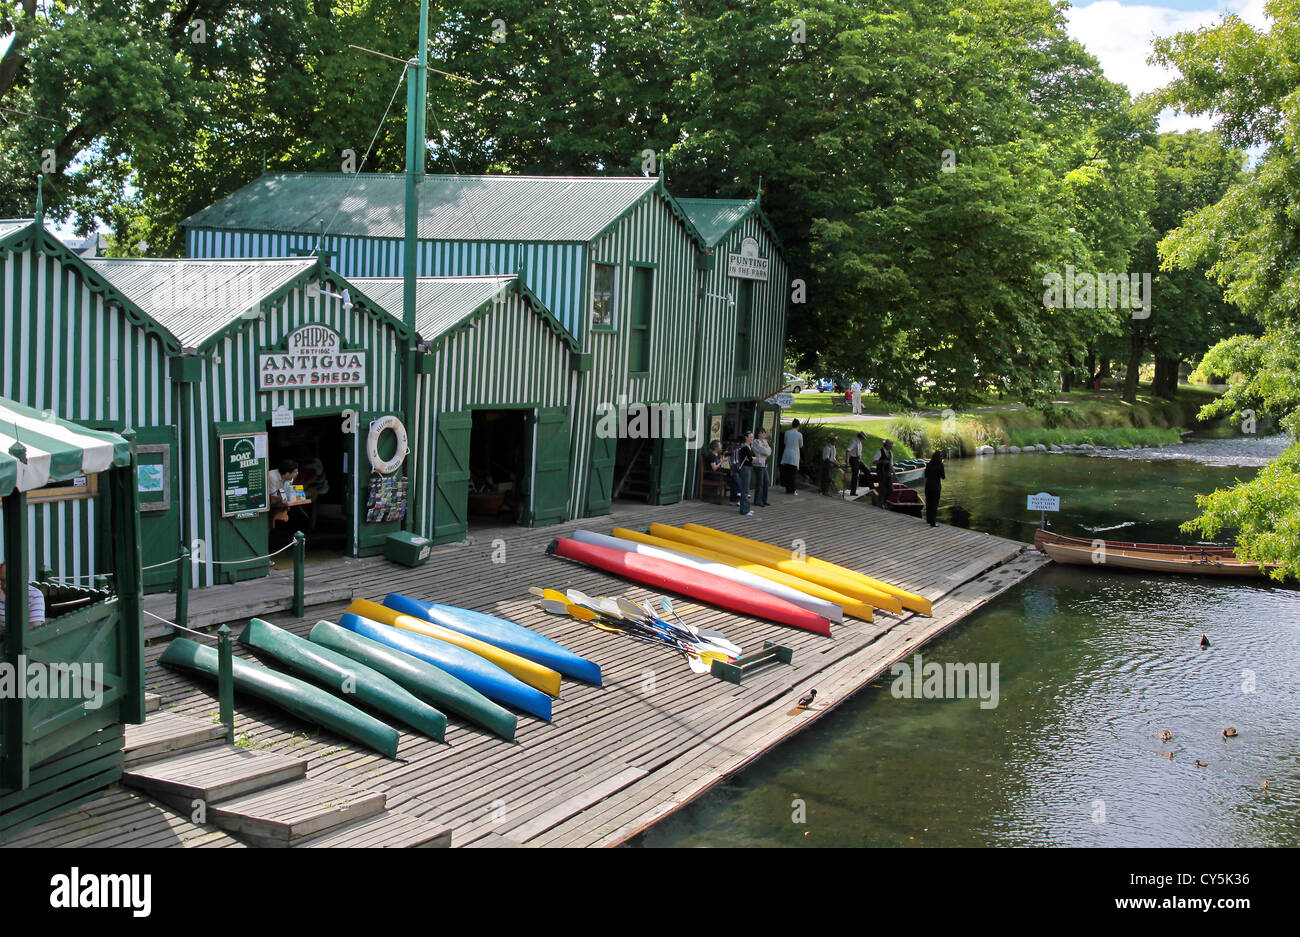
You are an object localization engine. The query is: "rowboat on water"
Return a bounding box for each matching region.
[1034,529,1274,578]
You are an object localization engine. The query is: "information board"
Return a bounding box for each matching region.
[220,432,269,516]
[1026,492,1061,512]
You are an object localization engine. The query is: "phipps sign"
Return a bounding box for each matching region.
[259,324,367,391]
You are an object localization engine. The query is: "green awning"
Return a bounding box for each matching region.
[0,396,131,497]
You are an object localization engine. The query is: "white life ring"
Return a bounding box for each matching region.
[366,415,408,475]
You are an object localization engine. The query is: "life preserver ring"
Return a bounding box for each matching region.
[366,415,408,475]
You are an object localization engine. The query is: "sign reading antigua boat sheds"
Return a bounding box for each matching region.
[259,324,366,391]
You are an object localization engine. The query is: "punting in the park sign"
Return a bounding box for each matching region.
[258,324,367,391]
[220,431,269,517]
[727,237,769,281]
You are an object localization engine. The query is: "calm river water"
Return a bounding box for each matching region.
[635,434,1299,847]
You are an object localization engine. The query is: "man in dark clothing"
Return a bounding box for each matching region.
[872,439,895,509]
[924,450,945,526]
[733,432,755,515]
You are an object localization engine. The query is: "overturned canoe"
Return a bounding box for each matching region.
[338,613,553,721]
[382,593,602,686]
[159,637,400,758]
[573,528,845,623]
[548,536,832,636]
[310,621,516,741]
[348,599,562,697]
[239,618,446,742]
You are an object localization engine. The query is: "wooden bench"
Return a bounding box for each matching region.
[831,395,852,410]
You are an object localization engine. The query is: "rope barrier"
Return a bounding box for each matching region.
[142,610,218,642]
[138,540,296,572]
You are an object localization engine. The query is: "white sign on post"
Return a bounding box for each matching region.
[765,392,795,409]
[1026,492,1060,512]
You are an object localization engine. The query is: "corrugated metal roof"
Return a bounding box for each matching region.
[0,219,31,243]
[181,173,661,243]
[676,199,757,249]
[85,257,315,348]
[351,276,513,340]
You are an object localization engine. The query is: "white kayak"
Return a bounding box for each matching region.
[570,529,845,623]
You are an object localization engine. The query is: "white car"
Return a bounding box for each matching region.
[784,372,808,393]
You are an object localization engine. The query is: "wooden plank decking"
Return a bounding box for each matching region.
[27,492,1047,847]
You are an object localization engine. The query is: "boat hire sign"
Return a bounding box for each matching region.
[258,324,366,391]
[727,237,769,281]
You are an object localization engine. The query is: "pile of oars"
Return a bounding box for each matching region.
[530,588,741,674]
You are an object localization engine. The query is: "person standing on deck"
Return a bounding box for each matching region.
[850,379,863,415]
[734,431,755,516]
[846,431,866,496]
[780,419,804,495]
[751,426,772,507]
[872,439,895,508]
[820,435,839,496]
[924,450,946,527]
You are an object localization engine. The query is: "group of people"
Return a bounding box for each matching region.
[718,416,946,527]
[702,427,774,515]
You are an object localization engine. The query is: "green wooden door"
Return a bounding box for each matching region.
[584,412,616,517]
[432,412,471,544]
[134,425,181,593]
[628,266,654,373]
[211,421,270,584]
[529,407,571,527]
[650,435,687,505]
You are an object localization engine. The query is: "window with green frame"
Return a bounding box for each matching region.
[591,263,617,330]
[628,266,654,373]
[734,279,754,371]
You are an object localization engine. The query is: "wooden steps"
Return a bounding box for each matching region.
[145,693,162,713]
[123,711,226,766]
[207,777,386,847]
[294,809,451,848]
[124,745,308,805]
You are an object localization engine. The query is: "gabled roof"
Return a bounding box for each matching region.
[0,395,131,496]
[84,257,319,349]
[349,275,578,351]
[676,197,786,257]
[0,219,31,244]
[180,172,670,243]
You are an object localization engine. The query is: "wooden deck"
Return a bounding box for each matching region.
[25,492,1047,847]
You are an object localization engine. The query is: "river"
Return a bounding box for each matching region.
[633,433,1299,847]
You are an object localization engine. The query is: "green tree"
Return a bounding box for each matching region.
[1152,0,1300,576]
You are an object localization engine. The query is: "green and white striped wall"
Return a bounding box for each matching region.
[0,224,177,583]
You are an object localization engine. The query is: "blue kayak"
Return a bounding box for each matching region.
[383,593,602,686]
[338,613,553,722]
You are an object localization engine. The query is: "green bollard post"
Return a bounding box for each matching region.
[175,545,190,631]
[292,531,306,619]
[217,625,234,743]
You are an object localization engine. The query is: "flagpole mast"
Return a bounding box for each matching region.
[401,0,429,533]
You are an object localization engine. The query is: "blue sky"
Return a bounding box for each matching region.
[1065,0,1270,131]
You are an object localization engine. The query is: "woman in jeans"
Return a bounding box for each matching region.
[750,427,772,506]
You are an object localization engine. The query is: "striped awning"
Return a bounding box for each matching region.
[0,397,131,497]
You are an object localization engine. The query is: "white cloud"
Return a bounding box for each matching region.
[1065,0,1273,130]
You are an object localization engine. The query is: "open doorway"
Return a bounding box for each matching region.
[468,409,529,527]
[268,415,349,556]
[612,436,652,503]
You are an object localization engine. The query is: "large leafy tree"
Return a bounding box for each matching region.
[1152,0,1300,576]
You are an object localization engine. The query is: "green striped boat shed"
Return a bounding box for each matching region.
[183,172,791,520]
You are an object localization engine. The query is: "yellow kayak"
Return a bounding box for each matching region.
[614,528,878,621]
[649,524,907,615]
[346,599,563,697]
[681,523,932,616]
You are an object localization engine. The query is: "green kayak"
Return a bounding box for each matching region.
[309,621,517,742]
[239,618,446,741]
[159,637,401,758]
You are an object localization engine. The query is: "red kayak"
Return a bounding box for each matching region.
[548,537,832,636]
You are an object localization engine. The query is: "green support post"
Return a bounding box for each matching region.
[292,531,306,619]
[217,625,234,743]
[175,545,190,632]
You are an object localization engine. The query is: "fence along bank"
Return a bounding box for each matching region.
[181,172,790,517]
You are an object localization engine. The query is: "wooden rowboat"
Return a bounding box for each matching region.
[1034,529,1273,578]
